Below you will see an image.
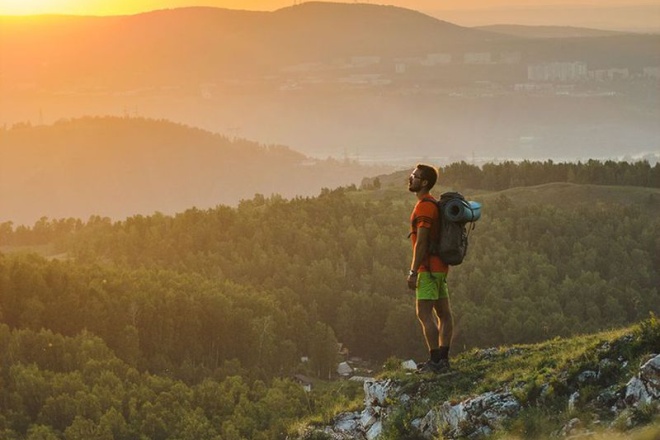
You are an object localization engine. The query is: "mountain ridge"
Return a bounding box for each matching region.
[0,2,508,82]
[0,116,389,225]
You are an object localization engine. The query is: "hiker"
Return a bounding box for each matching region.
[407,163,454,373]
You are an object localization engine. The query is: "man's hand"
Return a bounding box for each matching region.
[407,270,417,290]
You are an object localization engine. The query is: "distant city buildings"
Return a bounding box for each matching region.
[527,62,588,82]
[275,51,658,94]
[499,52,522,64]
[421,53,452,66]
[643,66,660,79]
[590,68,630,81]
[464,52,492,64]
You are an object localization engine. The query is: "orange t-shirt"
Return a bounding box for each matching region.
[410,195,449,273]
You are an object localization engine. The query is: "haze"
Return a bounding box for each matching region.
[1,1,658,224]
[1,0,659,31]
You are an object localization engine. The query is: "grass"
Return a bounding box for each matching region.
[292,317,660,439]
[286,379,364,437]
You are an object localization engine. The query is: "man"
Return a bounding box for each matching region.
[407,163,454,373]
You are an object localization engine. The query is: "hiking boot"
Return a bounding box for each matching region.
[416,359,450,374]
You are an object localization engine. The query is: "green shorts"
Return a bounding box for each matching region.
[416,272,449,300]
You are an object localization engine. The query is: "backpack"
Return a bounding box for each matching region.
[430,192,481,266]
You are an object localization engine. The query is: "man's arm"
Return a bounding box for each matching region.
[407,226,430,289]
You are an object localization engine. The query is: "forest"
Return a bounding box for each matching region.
[0,159,658,439]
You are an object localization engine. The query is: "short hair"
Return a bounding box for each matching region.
[416,163,438,189]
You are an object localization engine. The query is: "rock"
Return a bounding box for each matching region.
[365,421,382,440]
[569,391,580,411]
[334,412,360,433]
[417,409,438,439]
[625,377,649,406]
[476,348,498,360]
[503,347,523,357]
[639,354,660,395]
[293,350,658,440]
[439,400,467,431]
[577,370,597,383]
[559,417,582,437]
[624,353,660,407]
[359,406,377,429]
[401,359,418,371]
[437,390,520,438]
[364,379,395,407]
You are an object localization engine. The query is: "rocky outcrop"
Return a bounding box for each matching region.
[624,354,660,406]
[297,379,397,440]
[294,351,660,440]
[412,390,521,439]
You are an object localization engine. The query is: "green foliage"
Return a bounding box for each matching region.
[438,159,660,190]
[373,320,659,440]
[634,313,660,353]
[0,163,658,439]
[0,328,315,440]
[382,356,404,372]
[380,407,429,440]
[504,407,560,440]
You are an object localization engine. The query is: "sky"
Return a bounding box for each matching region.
[0,0,657,15]
[0,1,658,31]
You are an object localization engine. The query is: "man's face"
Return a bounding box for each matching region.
[408,168,424,193]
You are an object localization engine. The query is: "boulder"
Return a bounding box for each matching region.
[624,354,660,407]
[364,379,396,407]
[436,390,520,438]
[401,359,418,371]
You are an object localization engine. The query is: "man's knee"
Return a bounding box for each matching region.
[435,300,452,319]
[438,308,453,322]
[416,308,435,328]
[416,310,432,325]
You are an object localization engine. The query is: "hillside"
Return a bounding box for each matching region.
[0,170,658,438]
[293,319,660,439]
[0,117,389,225]
[1,3,659,162]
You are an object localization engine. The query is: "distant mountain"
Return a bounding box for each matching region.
[0,117,388,225]
[0,3,503,85]
[474,24,628,39]
[1,2,659,163]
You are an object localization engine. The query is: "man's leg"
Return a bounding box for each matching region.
[434,298,454,363]
[416,299,439,352]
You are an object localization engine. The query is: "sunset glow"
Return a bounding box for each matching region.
[0,0,148,15]
[2,0,658,16]
[0,0,80,15]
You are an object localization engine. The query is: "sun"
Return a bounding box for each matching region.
[0,0,67,14]
[0,0,169,15]
[0,0,119,15]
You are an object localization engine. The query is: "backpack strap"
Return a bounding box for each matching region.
[409,196,437,236]
[410,197,439,275]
